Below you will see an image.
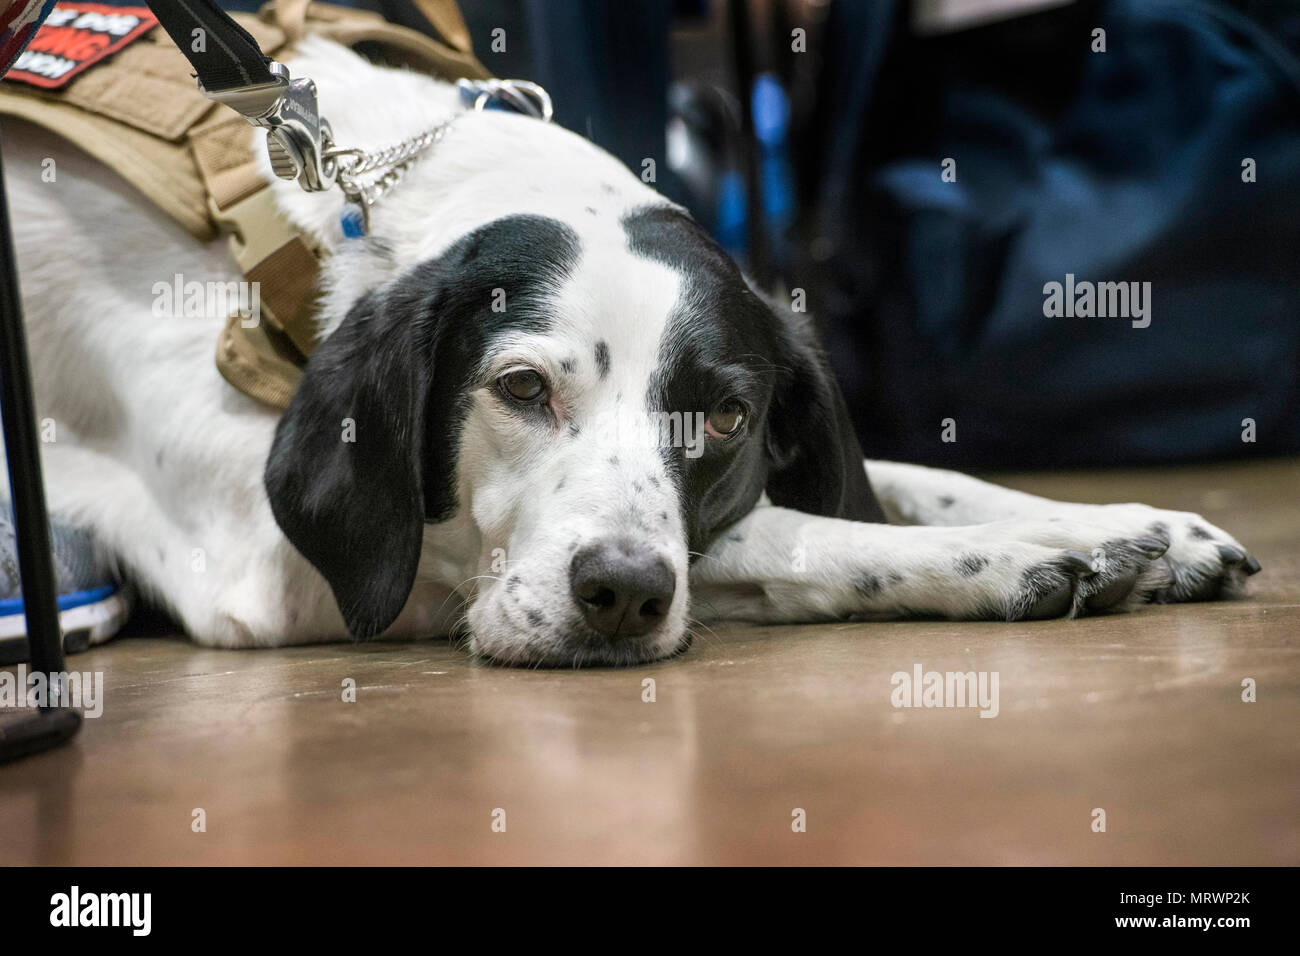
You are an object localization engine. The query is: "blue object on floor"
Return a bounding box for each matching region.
[0,513,130,659]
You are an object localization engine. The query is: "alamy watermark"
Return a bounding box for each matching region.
[0,664,104,718]
[152,273,260,327]
[890,663,999,717]
[1043,273,1151,328]
[50,886,150,936]
[584,407,708,458]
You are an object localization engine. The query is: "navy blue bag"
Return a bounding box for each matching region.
[800,0,1300,468]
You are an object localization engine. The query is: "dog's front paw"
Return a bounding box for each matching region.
[1127,511,1262,603]
[1007,524,1173,621]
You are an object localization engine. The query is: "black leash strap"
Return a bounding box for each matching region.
[145,0,276,93]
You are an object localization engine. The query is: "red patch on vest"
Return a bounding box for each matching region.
[6,2,156,90]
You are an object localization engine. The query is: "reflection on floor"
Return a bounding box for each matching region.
[1,458,1296,864]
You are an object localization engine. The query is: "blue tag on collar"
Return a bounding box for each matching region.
[340,202,367,239]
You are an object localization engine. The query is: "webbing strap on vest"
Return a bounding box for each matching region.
[0,0,490,409]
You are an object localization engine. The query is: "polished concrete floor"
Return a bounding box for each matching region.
[1,458,1297,865]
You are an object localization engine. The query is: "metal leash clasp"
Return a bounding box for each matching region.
[200,62,337,193]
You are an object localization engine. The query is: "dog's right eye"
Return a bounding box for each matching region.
[500,369,548,404]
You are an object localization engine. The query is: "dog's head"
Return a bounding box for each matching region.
[265,202,879,665]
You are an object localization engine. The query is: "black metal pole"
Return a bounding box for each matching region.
[0,141,82,760]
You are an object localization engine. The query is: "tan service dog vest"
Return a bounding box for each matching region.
[0,0,489,408]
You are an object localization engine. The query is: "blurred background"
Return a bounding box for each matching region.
[229,0,1300,469]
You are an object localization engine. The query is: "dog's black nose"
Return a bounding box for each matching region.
[570,541,676,638]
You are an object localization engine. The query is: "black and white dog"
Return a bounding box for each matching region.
[6,39,1258,666]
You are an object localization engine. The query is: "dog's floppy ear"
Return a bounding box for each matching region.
[764,314,886,523]
[264,214,578,638]
[264,285,453,639]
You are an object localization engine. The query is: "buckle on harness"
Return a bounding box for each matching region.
[456,78,554,122]
[200,62,337,194]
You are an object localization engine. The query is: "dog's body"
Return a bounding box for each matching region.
[4,39,1258,666]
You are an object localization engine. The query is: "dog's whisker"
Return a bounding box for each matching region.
[685,616,721,648]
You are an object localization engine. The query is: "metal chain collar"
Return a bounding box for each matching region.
[204,66,555,238]
[324,121,456,236]
[322,78,554,238]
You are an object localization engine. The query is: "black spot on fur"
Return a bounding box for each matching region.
[584,206,598,215]
[555,478,565,491]
[526,610,546,628]
[633,481,643,493]
[506,575,520,594]
[568,422,580,437]
[660,512,669,522]
[609,455,619,466]
[1188,523,1214,540]
[938,495,956,508]
[727,533,744,543]
[648,475,660,488]
[888,571,904,584]
[955,553,988,577]
[560,357,576,374]
[594,340,611,379]
[854,574,882,599]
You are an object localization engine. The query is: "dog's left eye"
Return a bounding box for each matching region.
[500,369,548,404]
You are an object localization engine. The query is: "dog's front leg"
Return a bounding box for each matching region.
[690,503,1178,623]
[864,460,1261,602]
